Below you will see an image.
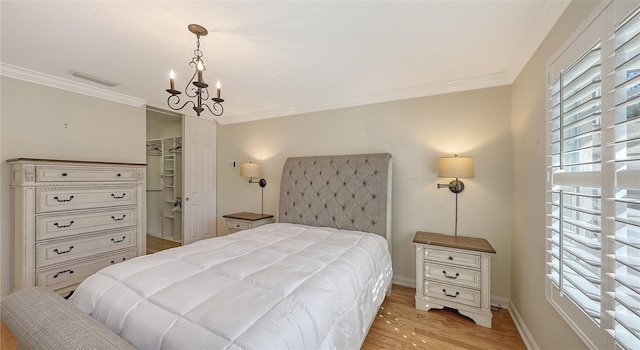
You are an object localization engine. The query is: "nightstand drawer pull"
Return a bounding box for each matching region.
[53,221,74,229]
[443,270,459,279]
[111,193,126,199]
[448,256,453,260]
[111,236,126,243]
[53,195,74,203]
[53,269,74,278]
[53,246,74,254]
[442,289,460,298]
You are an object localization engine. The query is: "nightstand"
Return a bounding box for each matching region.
[413,231,496,328]
[222,212,274,235]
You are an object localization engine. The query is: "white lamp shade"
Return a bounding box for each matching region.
[240,162,263,178]
[438,156,475,178]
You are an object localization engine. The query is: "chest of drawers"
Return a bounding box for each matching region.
[413,231,495,328]
[8,158,146,297]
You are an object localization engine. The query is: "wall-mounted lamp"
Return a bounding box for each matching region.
[437,155,475,236]
[240,162,267,214]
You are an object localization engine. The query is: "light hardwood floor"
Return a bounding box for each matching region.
[147,234,182,254]
[2,283,525,350]
[362,284,526,349]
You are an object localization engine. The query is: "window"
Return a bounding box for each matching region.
[546,1,640,349]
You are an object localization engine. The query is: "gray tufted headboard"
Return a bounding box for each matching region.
[278,153,393,247]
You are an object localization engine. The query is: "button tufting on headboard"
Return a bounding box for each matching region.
[278,153,392,237]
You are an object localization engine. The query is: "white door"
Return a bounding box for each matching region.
[182,115,217,244]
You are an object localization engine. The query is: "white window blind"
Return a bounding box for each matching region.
[548,41,603,323]
[546,1,640,349]
[609,8,640,348]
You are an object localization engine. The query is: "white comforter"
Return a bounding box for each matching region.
[71,223,393,349]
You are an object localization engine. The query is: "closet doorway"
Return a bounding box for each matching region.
[146,108,183,249]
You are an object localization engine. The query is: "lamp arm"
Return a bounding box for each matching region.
[436,178,465,193]
[248,178,267,188]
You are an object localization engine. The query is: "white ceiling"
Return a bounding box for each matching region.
[1,1,569,125]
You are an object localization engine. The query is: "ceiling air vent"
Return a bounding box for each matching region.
[70,70,120,87]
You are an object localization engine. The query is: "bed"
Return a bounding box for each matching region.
[70,153,393,349]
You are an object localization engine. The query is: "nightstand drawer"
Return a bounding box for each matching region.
[36,165,138,182]
[227,220,251,230]
[424,281,481,308]
[36,228,136,267]
[424,262,481,289]
[424,248,481,269]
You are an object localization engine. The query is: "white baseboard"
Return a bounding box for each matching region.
[392,275,415,288]
[491,295,510,309]
[508,300,539,350]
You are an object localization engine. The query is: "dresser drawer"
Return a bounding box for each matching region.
[424,281,481,308]
[36,207,137,240]
[36,186,137,213]
[36,249,136,290]
[425,261,481,289]
[36,165,138,182]
[36,228,136,268]
[424,248,481,269]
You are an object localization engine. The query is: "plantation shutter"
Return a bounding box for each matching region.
[546,2,640,348]
[547,41,603,324]
[608,7,640,349]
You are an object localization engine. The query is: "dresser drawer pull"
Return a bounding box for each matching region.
[442,289,460,298]
[111,236,126,243]
[117,173,122,177]
[111,193,126,199]
[53,221,74,229]
[61,172,68,177]
[442,270,460,279]
[448,256,453,260]
[53,246,74,254]
[111,215,127,221]
[53,195,74,203]
[53,269,74,278]
[111,257,126,264]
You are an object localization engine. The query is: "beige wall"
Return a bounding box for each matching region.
[0,76,146,297]
[510,0,602,349]
[217,86,513,299]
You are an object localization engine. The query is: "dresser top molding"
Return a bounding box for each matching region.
[413,231,496,254]
[6,158,146,166]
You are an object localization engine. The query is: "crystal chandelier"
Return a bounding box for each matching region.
[166,24,224,117]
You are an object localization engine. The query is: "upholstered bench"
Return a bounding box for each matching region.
[1,287,135,349]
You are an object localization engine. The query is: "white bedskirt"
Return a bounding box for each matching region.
[71,223,393,349]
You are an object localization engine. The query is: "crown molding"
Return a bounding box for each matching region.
[505,0,571,81]
[0,63,147,107]
[216,72,511,125]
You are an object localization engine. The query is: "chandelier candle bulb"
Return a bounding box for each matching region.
[169,70,175,90]
[197,61,203,82]
[217,81,221,98]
